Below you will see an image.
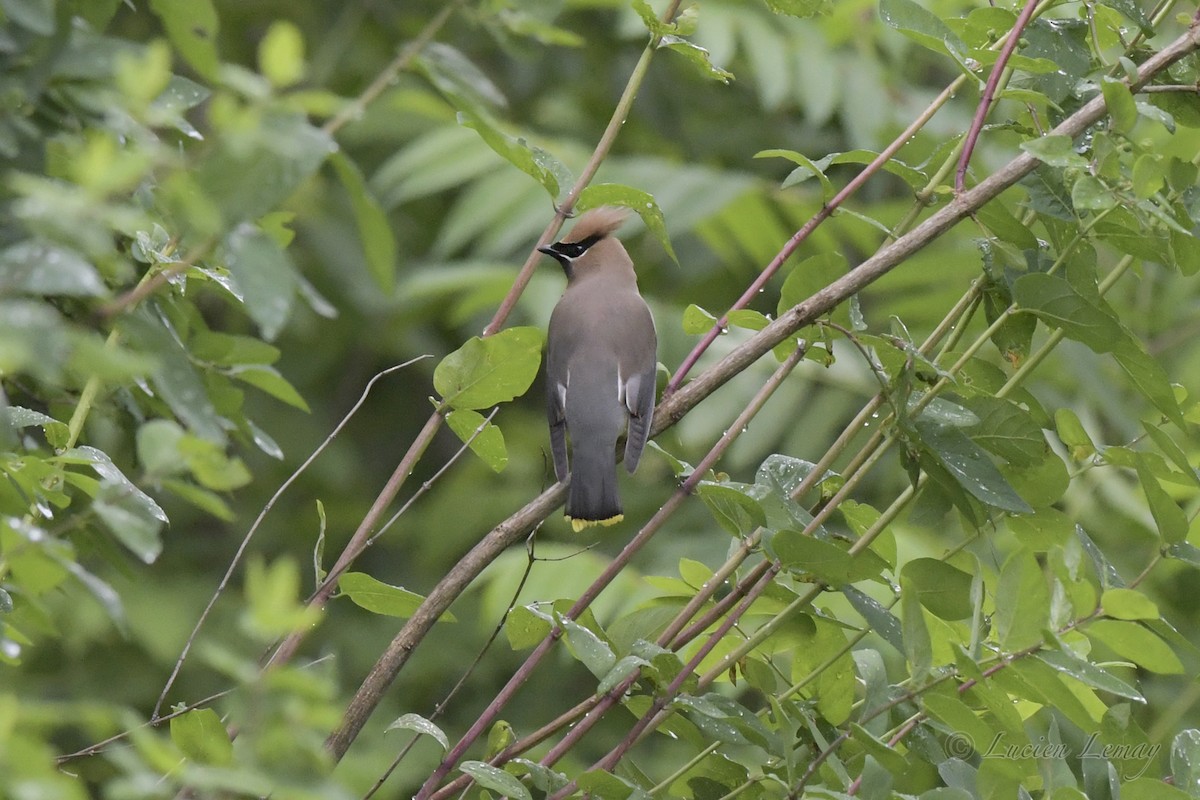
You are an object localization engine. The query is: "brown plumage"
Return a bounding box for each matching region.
[539,208,657,532]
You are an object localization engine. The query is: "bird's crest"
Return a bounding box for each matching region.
[563,207,628,243]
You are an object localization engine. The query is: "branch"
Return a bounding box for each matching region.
[321,16,1200,767]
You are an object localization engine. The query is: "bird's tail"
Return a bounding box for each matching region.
[565,445,623,532]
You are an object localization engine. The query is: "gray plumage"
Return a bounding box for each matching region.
[539,208,657,532]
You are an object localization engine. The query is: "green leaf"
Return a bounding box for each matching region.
[755,148,834,196]
[507,760,571,795]
[434,327,544,411]
[177,435,252,491]
[658,35,733,83]
[682,303,718,334]
[190,330,280,366]
[914,419,1033,513]
[137,419,187,477]
[1088,619,1184,674]
[577,183,677,263]
[1135,458,1188,543]
[0,241,106,297]
[1,0,55,35]
[162,479,235,521]
[1133,154,1166,199]
[229,365,310,412]
[386,713,449,752]
[1071,175,1116,211]
[258,19,305,87]
[121,308,227,443]
[850,723,910,777]
[1020,134,1089,168]
[1037,648,1143,701]
[994,549,1049,650]
[696,482,766,536]
[1121,778,1194,800]
[460,761,532,800]
[7,406,69,449]
[922,690,994,758]
[338,572,455,622]
[242,556,322,638]
[459,111,572,201]
[901,558,973,620]
[1102,588,1159,621]
[1171,730,1200,798]
[1143,422,1200,487]
[1101,77,1138,134]
[964,397,1046,467]
[673,694,775,751]
[1055,408,1095,459]
[505,605,551,650]
[631,0,671,37]
[224,225,298,342]
[446,409,507,472]
[1014,272,1121,352]
[762,0,827,16]
[195,112,333,225]
[1007,507,1074,551]
[778,252,848,317]
[330,152,397,293]
[149,0,220,80]
[773,530,888,585]
[879,0,964,52]
[728,309,769,331]
[1112,338,1185,427]
[67,446,168,563]
[559,614,616,679]
[842,586,904,652]
[900,573,932,680]
[170,708,233,765]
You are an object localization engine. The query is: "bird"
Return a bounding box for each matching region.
[538,207,657,532]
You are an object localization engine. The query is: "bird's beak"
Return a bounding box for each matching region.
[537,245,556,256]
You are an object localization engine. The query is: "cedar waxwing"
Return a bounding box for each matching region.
[539,208,657,532]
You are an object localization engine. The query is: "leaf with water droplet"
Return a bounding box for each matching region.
[914,419,1032,514]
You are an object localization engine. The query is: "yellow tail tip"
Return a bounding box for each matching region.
[566,514,624,533]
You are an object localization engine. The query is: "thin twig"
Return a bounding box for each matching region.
[321,1,463,137]
[153,358,428,719]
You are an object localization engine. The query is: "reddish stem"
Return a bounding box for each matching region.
[955,0,1041,194]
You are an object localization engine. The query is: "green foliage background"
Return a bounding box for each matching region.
[6,0,1200,798]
